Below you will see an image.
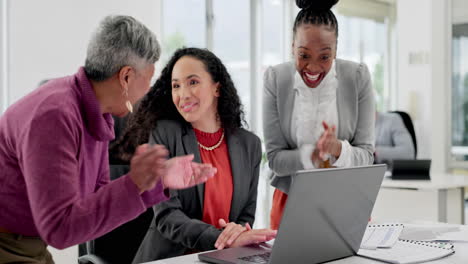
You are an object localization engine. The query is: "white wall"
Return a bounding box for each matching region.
[429,0,450,176]
[4,0,162,262]
[453,0,468,24]
[396,0,431,158]
[395,0,449,176]
[7,0,162,106]
[0,0,8,113]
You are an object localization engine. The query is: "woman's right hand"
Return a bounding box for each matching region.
[228,228,277,249]
[129,144,169,194]
[311,148,323,168]
[162,155,216,189]
[316,121,341,160]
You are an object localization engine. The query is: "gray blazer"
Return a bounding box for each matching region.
[263,59,375,194]
[132,120,262,263]
[375,112,415,163]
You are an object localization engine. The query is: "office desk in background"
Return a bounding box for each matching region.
[141,223,468,264]
[372,174,468,224]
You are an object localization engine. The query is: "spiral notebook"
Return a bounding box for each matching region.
[361,223,404,249]
[358,239,455,264]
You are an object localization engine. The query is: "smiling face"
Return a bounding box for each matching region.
[293,24,337,88]
[171,56,220,129]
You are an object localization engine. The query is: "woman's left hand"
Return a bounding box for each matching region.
[316,121,342,160]
[161,155,217,189]
[215,219,251,250]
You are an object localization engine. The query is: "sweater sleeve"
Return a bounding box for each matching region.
[140,181,169,208]
[95,146,111,191]
[18,108,163,249]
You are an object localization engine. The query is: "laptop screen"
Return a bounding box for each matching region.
[198,165,386,264]
[268,165,386,264]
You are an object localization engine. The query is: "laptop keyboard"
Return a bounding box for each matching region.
[238,252,271,263]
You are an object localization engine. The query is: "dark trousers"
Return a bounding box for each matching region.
[0,233,54,264]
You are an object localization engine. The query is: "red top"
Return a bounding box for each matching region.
[194,128,233,228]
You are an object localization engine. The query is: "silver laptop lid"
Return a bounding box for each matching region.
[269,165,386,264]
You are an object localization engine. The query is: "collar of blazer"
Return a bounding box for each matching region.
[180,124,246,221]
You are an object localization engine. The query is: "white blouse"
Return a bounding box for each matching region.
[290,60,353,169]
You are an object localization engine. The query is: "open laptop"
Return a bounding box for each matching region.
[198,164,386,264]
[391,159,431,180]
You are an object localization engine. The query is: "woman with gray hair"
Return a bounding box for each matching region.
[0,15,216,263]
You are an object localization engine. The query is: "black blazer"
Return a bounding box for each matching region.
[132,120,262,263]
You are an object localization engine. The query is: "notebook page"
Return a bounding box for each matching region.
[360,224,403,249]
[358,240,454,264]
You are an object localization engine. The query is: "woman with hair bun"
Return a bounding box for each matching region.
[263,0,376,229]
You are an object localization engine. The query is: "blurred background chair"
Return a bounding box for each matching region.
[390,111,417,158]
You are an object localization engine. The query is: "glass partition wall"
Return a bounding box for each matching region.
[161,0,396,228]
[450,0,468,165]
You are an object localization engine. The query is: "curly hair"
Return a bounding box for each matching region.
[112,47,246,161]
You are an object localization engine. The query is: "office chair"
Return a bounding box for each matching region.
[78,252,107,264]
[78,115,154,264]
[390,111,417,158]
[78,206,154,264]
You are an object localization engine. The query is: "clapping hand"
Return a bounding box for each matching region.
[316,121,341,160]
[129,144,169,194]
[162,154,217,189]
[128,144,216,194]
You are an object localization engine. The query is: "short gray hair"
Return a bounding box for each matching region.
[84,15,161,81]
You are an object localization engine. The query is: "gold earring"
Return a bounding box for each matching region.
[126,101,133,113]
[124,88,133,113]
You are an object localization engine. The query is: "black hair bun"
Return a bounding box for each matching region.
[295,0,339,11]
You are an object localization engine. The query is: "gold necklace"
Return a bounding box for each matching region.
[197,132,225,151]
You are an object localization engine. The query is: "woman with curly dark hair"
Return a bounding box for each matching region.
[116,48,276,262]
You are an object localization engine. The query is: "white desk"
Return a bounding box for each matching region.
[143,244,468,264]
[141,223,468,264]
[372,174,468,224]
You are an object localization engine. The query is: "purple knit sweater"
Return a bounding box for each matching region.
[0,67,167,249]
